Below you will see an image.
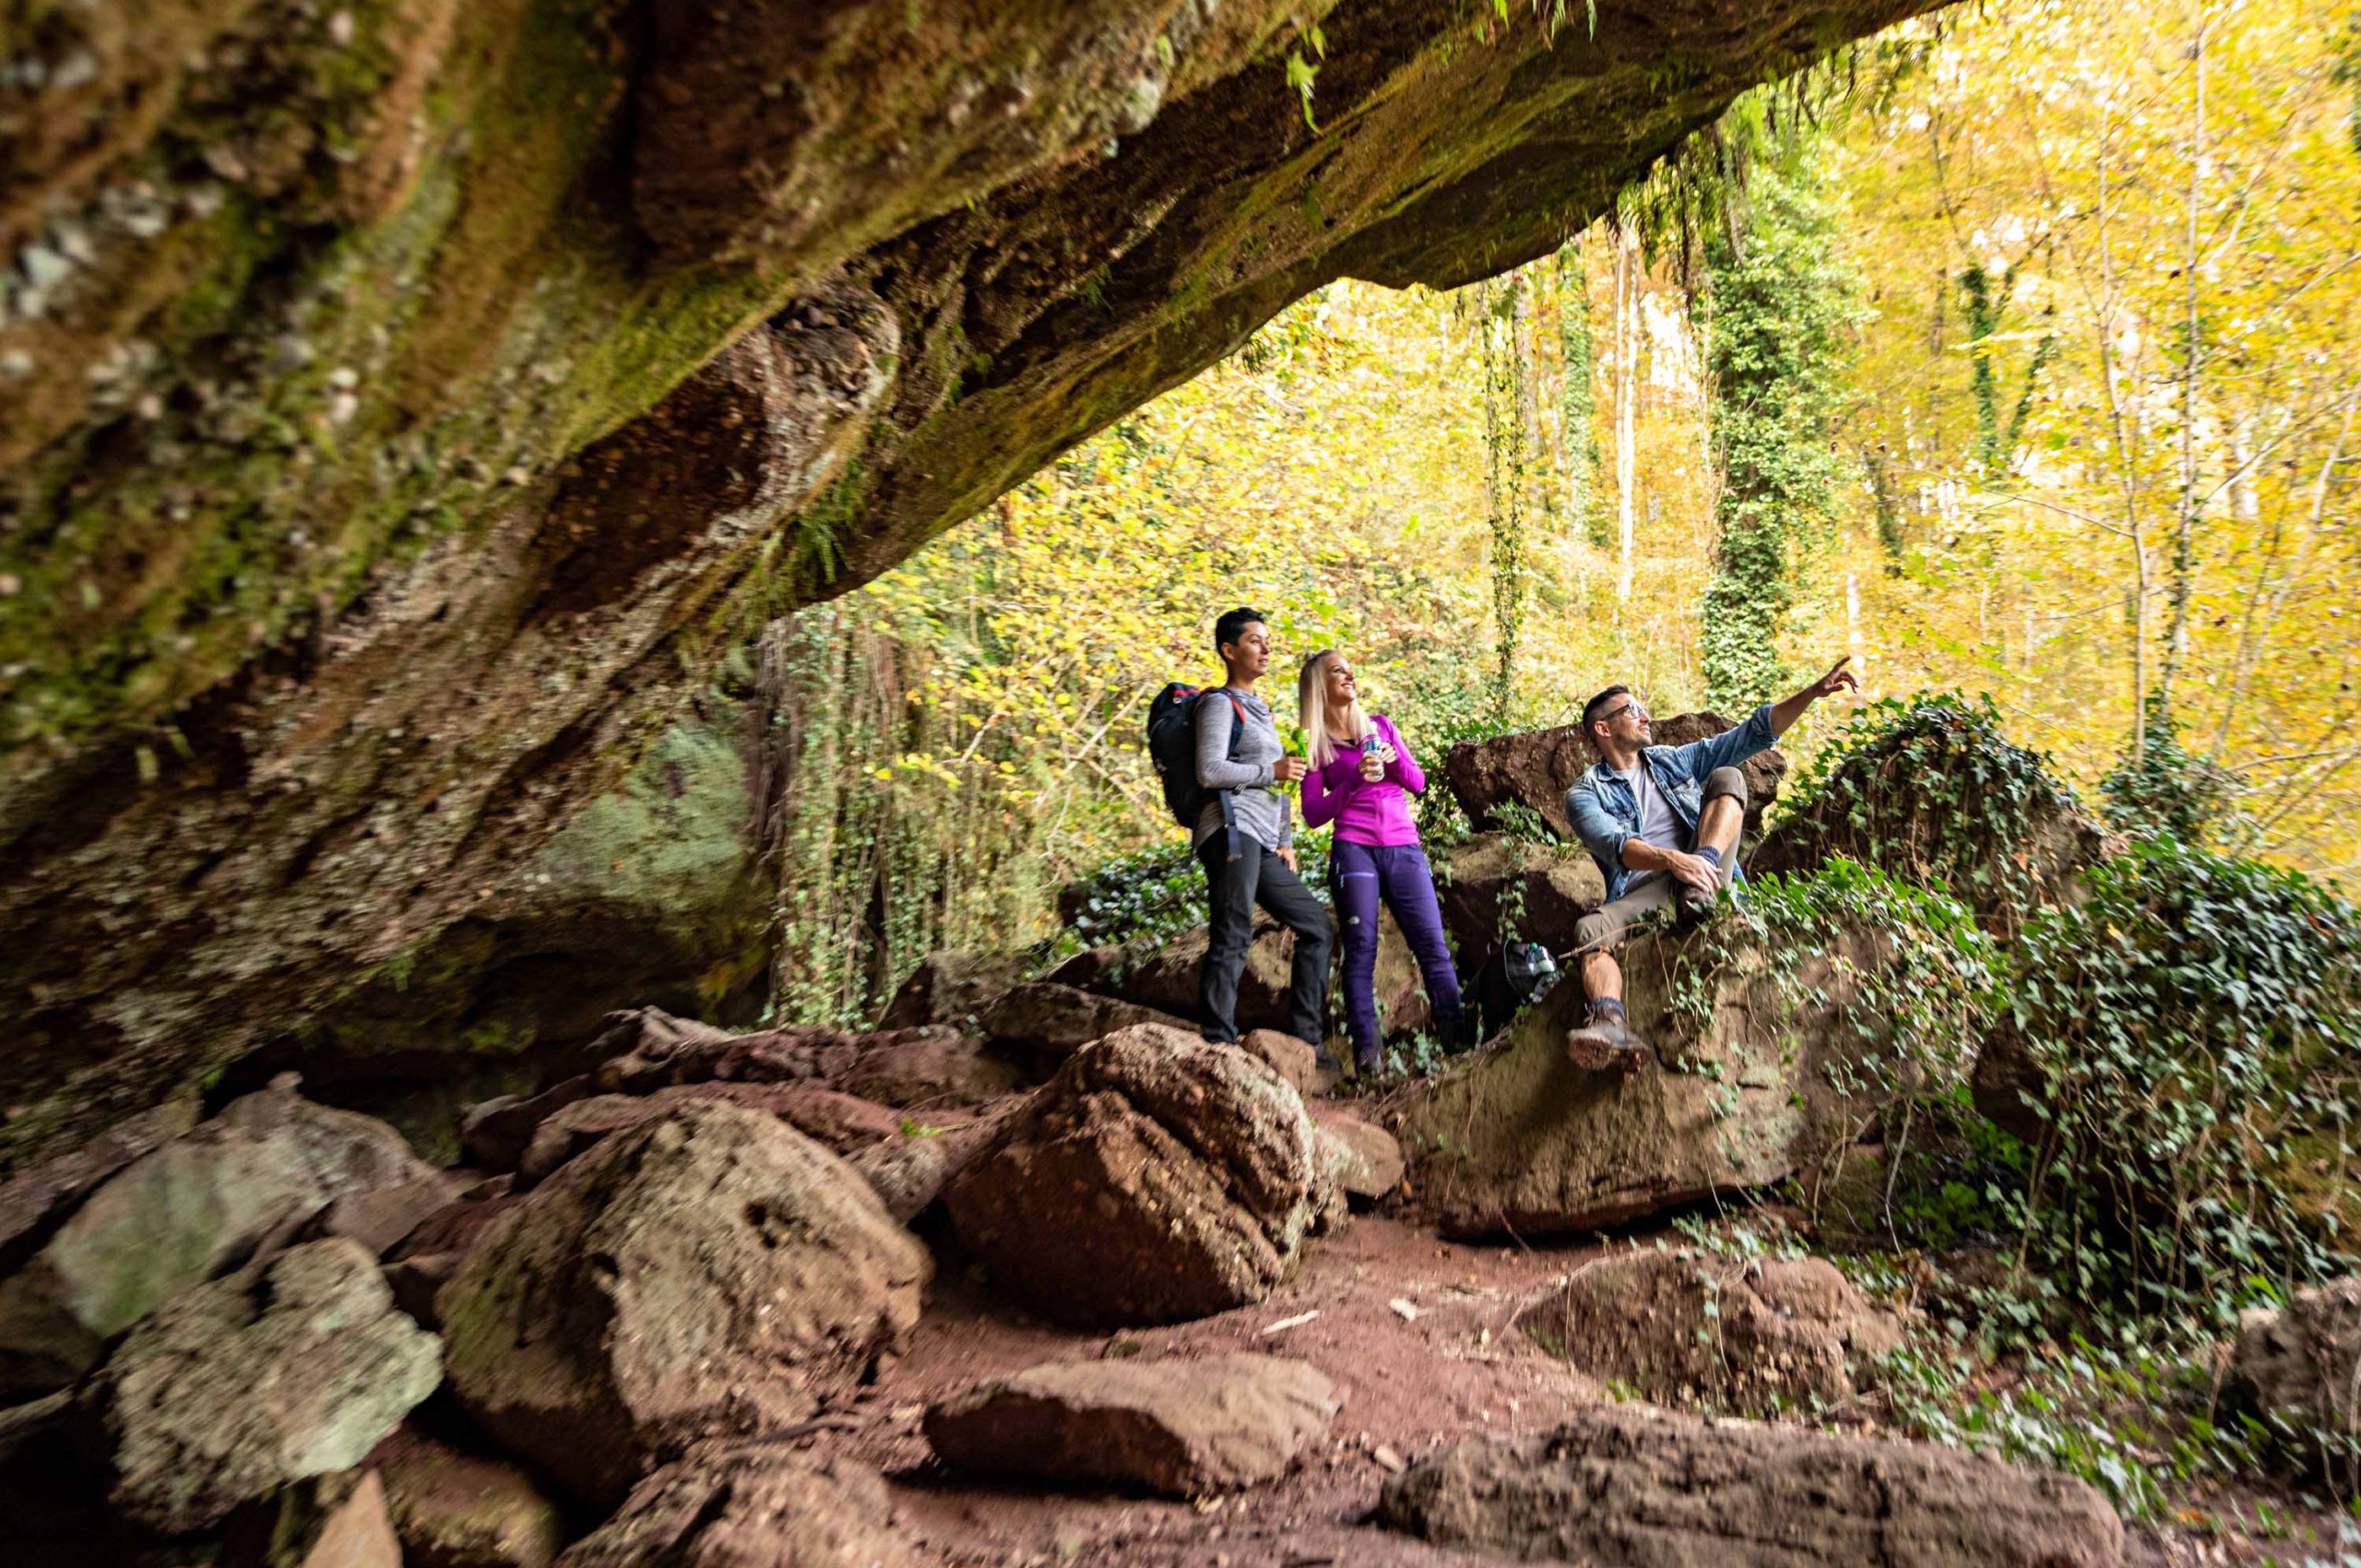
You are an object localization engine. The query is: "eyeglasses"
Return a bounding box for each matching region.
[1601,698,1649,724]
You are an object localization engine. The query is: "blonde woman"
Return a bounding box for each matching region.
[1297,650,1467,1072]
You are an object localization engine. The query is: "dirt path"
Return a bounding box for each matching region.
[823,1216,1597,1566]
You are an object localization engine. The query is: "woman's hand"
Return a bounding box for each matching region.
[1358,749,1384,782]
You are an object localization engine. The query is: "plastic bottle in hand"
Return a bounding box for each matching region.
[1359,735,1393,782]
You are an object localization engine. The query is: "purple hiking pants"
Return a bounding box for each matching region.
[1330,839,1464,1066]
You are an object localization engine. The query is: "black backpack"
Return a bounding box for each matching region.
[1147,683,1247,830]
[1471,940,1562,1041]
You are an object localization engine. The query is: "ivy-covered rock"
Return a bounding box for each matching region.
[1391,864,1998,1238]
[1432,831,1606,974]
[1754,695,2111,937]
[1972,839,2361,1303]
[2228,1276,2361,1480]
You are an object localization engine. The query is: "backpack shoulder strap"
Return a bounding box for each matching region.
[1198,687,1251,762]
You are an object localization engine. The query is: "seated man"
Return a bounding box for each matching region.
[1562,658,1858,1067]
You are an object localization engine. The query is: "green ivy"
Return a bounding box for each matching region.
[1769,692,2090,938]
[1999,837,2361,1324]
[1673,859,2004,1135]
[1058,836,1335,950]
[1699,156,1860,711]
[2098,692,2240,844]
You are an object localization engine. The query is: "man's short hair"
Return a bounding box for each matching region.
[1581,685,1631,749]
[1214,606,1265,654]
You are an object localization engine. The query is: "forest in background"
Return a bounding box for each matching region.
[756,0,2361,1028]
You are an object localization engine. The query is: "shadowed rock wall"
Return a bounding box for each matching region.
[0,0,1945,1169]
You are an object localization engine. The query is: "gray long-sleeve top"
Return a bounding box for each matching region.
[1192,687,1293,852]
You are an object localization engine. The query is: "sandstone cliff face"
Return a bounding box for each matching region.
[0,0,1941,1169]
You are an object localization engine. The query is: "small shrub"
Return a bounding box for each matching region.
[2097,695,2240,844]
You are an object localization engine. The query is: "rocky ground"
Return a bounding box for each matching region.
[1,714,2353,1566]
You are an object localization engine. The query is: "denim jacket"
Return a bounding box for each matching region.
[1564,704,1776,904]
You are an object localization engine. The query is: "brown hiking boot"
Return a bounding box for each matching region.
[1565,1007,1649,1072]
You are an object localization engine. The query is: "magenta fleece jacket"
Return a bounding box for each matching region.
[1299,713,1426,847]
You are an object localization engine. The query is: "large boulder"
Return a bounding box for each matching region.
[981,981,1197,1062]
[924,1353,1339,1497]
[1433,832,1607,974]
[98,1237,442,1535]
[554,1447,915,1568]
[1380,1405,2123,1566]
[371,1422,568,1568]
[1443,712,1785,841]
[877,950,1031,1030]
[1515,1250,1903,1416]
[2227,1276,2361,1474]
[0,1097,199,1278]
[439,1100,929,1510]
[1390,921,1915,1239]
[1049,912,1429,1040]
[0,1084,442,1394]
[515,1083,915,1186]
[946,1027,1326,1326]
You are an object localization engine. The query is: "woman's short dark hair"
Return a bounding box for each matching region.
[1214,606,1265,654]
[1581,685,1631,747]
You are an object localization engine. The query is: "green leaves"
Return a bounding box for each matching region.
[1285,49,1320,131]
[2004,837,2361,1323]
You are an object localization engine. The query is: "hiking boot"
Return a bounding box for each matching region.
[1564,1007,1649,1072]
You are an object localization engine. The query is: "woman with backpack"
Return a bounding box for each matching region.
[1296,649,1468,1075]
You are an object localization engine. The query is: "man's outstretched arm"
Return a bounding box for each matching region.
[1768,656,1860,738]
